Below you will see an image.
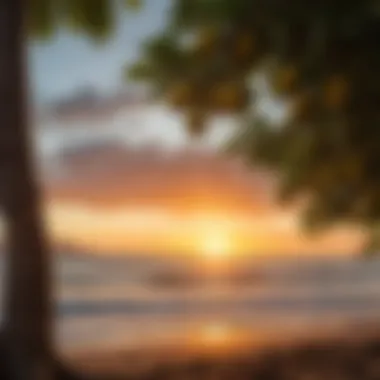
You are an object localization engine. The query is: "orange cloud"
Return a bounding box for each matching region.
[40,142,364,256]
[43,143,273,214]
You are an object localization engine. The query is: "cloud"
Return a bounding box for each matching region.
[37,103,239,163]
[43,140,274,215]
[40,139,364,255]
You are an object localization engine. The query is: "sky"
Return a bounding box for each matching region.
[29,0,172,104]
[26,0,365,257]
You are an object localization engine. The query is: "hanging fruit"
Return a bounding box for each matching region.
[210,81,249,112]
[193,26,219,55]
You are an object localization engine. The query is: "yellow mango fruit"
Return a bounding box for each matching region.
[211,82,247,111]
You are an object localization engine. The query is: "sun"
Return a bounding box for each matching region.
[201,233,230,260]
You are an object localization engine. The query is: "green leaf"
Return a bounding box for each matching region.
[30,0,141,39]
[127,62,156,81]
[61,0,113,40]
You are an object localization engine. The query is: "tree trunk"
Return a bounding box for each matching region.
[0,1,54,379]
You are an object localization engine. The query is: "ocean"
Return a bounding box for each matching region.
[3,253,380,353]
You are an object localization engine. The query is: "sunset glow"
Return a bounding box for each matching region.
[201,233,231,260]
[44,201,365,256]
[39,125,367,258]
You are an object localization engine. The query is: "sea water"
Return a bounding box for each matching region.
[2,253,380,352]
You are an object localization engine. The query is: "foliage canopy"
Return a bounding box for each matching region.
[130,0,380,251]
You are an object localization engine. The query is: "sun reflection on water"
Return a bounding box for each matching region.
[185,322,252,356]
[199,323,231,346]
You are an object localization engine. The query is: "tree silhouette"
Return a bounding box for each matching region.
[129,0,380,251]
[0,1,139,379]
